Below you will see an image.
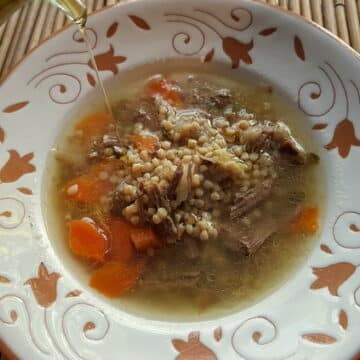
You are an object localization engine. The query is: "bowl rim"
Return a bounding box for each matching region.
[1,0,360,358]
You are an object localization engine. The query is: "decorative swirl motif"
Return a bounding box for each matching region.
[194,7,253,31]
[0,295,49,355]
[25,26,127,105]
[62,302,110,359]
[333,211,360,249]
[0,268,109,358]
[165,13,223,38]
[26,27,94,105]
[0,197,25,229]
[44,309,70,359]
[34,73,82,105]
[46,28,98,62]
[165,10,255,68]
[350,80,360,103]
[232,316,295,359]
[167,20,205,56]
[298,61,360,156]
[27,62,88,86]
[325,62,349,119]
[354,286,360,307]
[298,65,336,117]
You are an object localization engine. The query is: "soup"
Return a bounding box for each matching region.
[46,64,322,319]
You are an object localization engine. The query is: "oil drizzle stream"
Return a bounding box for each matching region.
[80,28,114,121]
[51,1,119,135]
[80,26,122,140]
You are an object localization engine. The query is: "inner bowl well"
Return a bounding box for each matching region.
[42,59,325,322]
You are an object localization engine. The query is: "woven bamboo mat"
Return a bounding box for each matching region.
[0,0,359,81]
[0,0,359,358]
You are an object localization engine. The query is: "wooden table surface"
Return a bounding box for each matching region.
[0,0,359,359]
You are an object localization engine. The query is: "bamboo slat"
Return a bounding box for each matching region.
[95,0,106,10]
[335,0,350,43]
[323,0,338,35]
[0,10,22,75]
[41,2,60,40]
[289,0,301,14]
[1,3,29,74]
[26,1,51,50]
[346,0,360,51]
[53,8,67,32]
[300,0,312,20]
[311,0,323,26]
[278,0,289,9]
[12,1,41,63]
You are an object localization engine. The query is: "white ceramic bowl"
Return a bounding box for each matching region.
[1,0,360,358]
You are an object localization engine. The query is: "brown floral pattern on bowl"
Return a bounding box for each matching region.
[1,0,360,358]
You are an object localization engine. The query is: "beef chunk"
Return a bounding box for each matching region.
[167,165,183,200]
[210,88,232,108]
[184,82,232,113]
[245,121,307,164]
[89,134,127,161]
[115,97,160,132]
[154,217,178,244]
[133,97,161,131]
[230,179,273,220]
[221,218,279,255]
[142,183,171,211]
[143,183,162,208]
[222,204,300,255]
[110,192,128,217]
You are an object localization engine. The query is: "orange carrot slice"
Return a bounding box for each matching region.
[129,134,158,153]
[64,175,114,203]
[130,226,161,252]
[108,217,135,263]
[89,260,144,297]
[291,206,319,235]
[64,162,115,203]
[69,220,107,261]
[147,78,183,108]
[75,112,111,138]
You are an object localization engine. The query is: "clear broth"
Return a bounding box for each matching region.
[44,61,324,321]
